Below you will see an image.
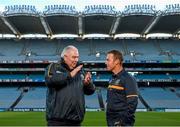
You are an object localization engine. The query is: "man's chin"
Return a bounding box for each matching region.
[71,65,77,69]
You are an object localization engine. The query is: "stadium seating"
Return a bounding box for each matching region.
[16,87,46,108]
[0,40,23,56]
[139,87,180,108]
[0,39,179,62]
[0,86,179,109]
[0,87,21,108]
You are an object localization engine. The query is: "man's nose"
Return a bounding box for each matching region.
[75,58,78,62]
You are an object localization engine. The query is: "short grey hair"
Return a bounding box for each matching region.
[60,45,77,58]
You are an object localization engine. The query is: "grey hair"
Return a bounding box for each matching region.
[60,45,77,58]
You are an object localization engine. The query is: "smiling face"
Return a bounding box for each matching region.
[64,47,79,70]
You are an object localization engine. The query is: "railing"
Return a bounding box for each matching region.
[165,4,180,13]
[2,4,180,16]
[43,5,77,15]
[83,5,116,15]
[123,4,156,15]
[4,5,38,15]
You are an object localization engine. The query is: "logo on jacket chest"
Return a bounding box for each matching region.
[56,70,62,74]
[110,79,121,85]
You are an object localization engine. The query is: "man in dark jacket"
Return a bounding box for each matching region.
[105,50,138,126]
[45,45,95,126]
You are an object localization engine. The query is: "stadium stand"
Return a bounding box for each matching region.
[140,87,180,109]
[0,39,180,62]
[0,3,180,111]
[0,87,21,109]
[16,87,46,108]
[85,91,100,109]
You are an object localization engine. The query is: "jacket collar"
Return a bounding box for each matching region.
[112,68,125,78]
[59,58,72,71]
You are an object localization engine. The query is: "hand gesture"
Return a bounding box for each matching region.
[83,72,92,85]
[70,65,83,77]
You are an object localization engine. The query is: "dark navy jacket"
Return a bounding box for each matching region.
[106,69,138,126]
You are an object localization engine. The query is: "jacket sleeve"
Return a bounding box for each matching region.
[124,74,138,125]
[126,96,138,125]
[83,82,96,95]
[45,63,71,87]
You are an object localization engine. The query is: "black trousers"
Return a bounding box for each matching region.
[47,120,81,126]
[106,112,134,126]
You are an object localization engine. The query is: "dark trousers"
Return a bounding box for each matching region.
[106,113,123,126]
[106,112,134,126]
[47,120,81,126]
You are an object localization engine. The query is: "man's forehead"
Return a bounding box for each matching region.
[107,53,114,58]
[67,49,79,56]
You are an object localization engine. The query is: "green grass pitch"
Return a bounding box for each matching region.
[0,111,180,126]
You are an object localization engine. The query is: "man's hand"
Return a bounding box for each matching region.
[83,72,92,85]
[70,65,83,77]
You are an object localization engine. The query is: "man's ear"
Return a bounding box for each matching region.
[115,59,120,65]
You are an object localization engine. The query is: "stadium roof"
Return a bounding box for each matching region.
[0,2,180,39]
